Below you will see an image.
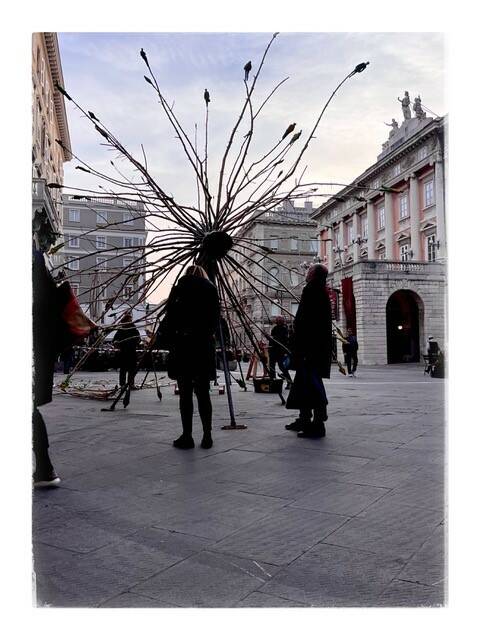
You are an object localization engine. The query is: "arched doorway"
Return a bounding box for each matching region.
[386,290,423,364]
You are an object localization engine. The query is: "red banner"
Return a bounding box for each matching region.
[341,277,357,333]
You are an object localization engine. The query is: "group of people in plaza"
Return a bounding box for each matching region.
[33,249,357,486]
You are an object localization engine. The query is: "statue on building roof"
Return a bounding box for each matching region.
[384,118,399,139]
[397,91,411,120]
[413,95,426,119]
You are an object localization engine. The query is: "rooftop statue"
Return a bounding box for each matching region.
[397,91,411,120]
[413,95,427,119]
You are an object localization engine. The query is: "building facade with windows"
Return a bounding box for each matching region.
[228,200,319,350]
[60,195,148,329]
[313,111,446,365]
[32,33,71,252]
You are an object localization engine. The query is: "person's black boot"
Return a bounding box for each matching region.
[201,432,213,449]
[297,422,326,439]
[285,418,310,432]
[173,434,195,449]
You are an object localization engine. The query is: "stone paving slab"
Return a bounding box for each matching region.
[33,365,446,607]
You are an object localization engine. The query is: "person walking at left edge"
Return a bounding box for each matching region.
[113,312,141,390]
[285,263,332,438]
[164,264,220,449]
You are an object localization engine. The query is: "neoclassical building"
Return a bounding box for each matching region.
[313,102,446,365]
[32,33,71,252]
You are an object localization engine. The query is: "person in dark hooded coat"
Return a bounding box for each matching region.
[112,312,141,389]
[285,263,332,438]
[163,264,220,449]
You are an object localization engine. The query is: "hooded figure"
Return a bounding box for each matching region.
[163,265,220,450]
[285,263,332,438]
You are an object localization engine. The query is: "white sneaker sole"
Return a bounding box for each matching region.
[34,477,61,488]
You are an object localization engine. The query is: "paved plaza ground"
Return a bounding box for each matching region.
[32,364,446,608]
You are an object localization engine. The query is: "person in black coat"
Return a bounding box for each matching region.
[268,316,293,388]
[164,264,220,449]
[342,328,359,377]
[112,312,141,389]
[285,263,332,438]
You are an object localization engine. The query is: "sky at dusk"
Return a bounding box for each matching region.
[57,32,445,300]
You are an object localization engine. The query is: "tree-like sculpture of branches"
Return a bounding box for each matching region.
[50,33,372,418]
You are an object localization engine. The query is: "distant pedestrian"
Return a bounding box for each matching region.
[113,312,141,390]
[425,335,440,375]
[163,264,220,449]
[285,263,332,438]
[342,328,359,377]
[268,316,292,388]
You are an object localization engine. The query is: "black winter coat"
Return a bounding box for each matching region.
[164,274,220,381]
[33,251,71,407]
[290,278,332,378]
[269,324,290,357]
[113,323,141,367]
[286,277,332,410]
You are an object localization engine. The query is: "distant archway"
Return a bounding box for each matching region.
[386,289,423,363]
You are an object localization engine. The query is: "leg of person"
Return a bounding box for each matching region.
[298,379,328,438]
[127,365,136,389]
[33,407,60,487]
[119,363,126,388]
[268,350,276,379]
[345,352,352,376]
[278,356,293,385]
[173,377,195,448]
[352,352,358,375]
[194,378,213,449]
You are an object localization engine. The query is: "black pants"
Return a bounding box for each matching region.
[177,377,212,435]
[33,407,54,476]
[119,362,136,388]
[345,351,358,374]
[299,405,328,425]
[268,351,292,382]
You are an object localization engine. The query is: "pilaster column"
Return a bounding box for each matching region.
[367,201,375,259]
[434,160,446,261]
[384,192,394,259]
[353,211,360,262]
[327,227,334,273]
[408,175,421,260]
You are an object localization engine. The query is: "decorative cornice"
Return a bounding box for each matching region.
[43,32,72,161]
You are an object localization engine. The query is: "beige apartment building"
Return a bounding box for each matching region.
[313,102,446,365]
[228,200,319,350]
[32,32,71,251]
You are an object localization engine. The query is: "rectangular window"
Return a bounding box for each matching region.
[309,238,318,253]
[97,211,108,225]
[377,251,386,261]
[40,57,45,86]
[271,303,280,317]
[426,234,437,262]
[346,223,353,245]
[124,237,135,248]
[96,235,106,249]
[290,238,298,251]
[291,302,299,315]
[67,256,79,271]
[424,180,434,207]
[123,257,134,268]
[67,235,80,248]
[68,209,80,223]
[400,243,411,262]
[377,205,385,230]
[361,215,368,239]
[399,194,409,220]
[334,227,340,248]
[393,164,401,177]
[123,212,135,225]
[270,238,279,251]
[49,96,54,123]
[123,285,134,300]
[96,256,107,271]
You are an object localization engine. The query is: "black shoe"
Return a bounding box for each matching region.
[297,423,326,439]
[173,434,195,449]
[285,419,310,432]
[33,469,61,488]
[201,433,213,449]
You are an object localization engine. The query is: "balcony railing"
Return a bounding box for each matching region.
[65,194,144,210]
[358,259,444,274]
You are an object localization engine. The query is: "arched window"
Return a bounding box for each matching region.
[267,267,279,287]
